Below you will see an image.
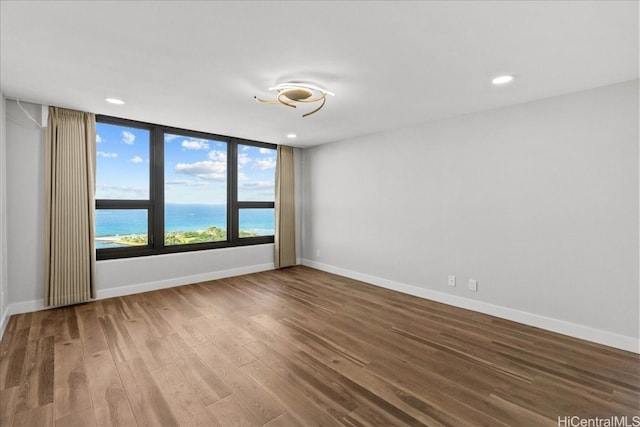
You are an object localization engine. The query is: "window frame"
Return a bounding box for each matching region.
[95,115,276,260]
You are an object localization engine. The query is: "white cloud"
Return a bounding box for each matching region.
[96,134,103,143]
[241,181,275,190]
[181,139,209,150]
[165,134,180,142]
[165,179,207,187]
[97,151,118,158]
[241,145,250,151]
[95,184,147,199]
[238,172,248,181]
[238,153,251,165]
[208,150,227,162]
[253,157,276,170]
[130,156,143,163]
[175,160,226,181]
[259,148,273,154]
[122,131,136,145]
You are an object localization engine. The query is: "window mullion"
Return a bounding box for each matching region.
[152,126,164,250]
[96,199,152,209]
[237,201,275,209]
[228,141,238,243]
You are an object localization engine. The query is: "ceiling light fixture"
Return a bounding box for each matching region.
[105,97,125,105]
[287,133,297,139]
[492,75,514,86]
[255,82,334,117]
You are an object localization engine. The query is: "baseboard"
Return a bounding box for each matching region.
[0,262,275,341]
[0,297,45,340]
[302,259,640,354]
[0,303,11,341]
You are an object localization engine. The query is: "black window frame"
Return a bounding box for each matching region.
[95,115,276,261]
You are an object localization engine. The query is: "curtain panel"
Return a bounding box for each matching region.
[44,106,96,306]
[274,145,296,268]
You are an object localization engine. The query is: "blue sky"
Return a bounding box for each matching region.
[96,123,276,204]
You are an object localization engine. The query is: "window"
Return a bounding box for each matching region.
[95,119,151,251]
[164,133,228,246]
[237,144,276,238]
[95,116,276,260]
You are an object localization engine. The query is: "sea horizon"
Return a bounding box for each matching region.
[96,203,274,248]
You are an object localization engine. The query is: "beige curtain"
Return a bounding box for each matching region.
[274,145,296,268]
[44,107,96,306]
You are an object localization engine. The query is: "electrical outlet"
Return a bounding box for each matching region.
[447,275,456,287]
[469,279,478,292]
[316,248,320,258]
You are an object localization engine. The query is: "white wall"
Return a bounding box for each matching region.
[2,100,302,328]
[0,94,8,334]
[5,100,46,311]
[302,80,639,352]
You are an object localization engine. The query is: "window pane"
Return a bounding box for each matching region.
[164,204,227,245]
[95,209,148,248]
[96,123,150,199]
[239,208,275,237]
[164,133,227,245]
[238,145,276,201]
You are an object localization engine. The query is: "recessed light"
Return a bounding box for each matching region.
[492,75,514,86]
[287,133,297,139]
[105,98,125,105]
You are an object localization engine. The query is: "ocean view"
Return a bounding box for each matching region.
[96,203,274,248]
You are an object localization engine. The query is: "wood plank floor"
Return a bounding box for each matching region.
[1,266,638,426]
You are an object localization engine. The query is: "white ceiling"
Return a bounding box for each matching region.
[1,1,638,148]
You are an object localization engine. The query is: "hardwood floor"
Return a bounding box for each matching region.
[1,266,638,426]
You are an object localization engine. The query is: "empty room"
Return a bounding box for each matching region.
[0,1,638,426]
